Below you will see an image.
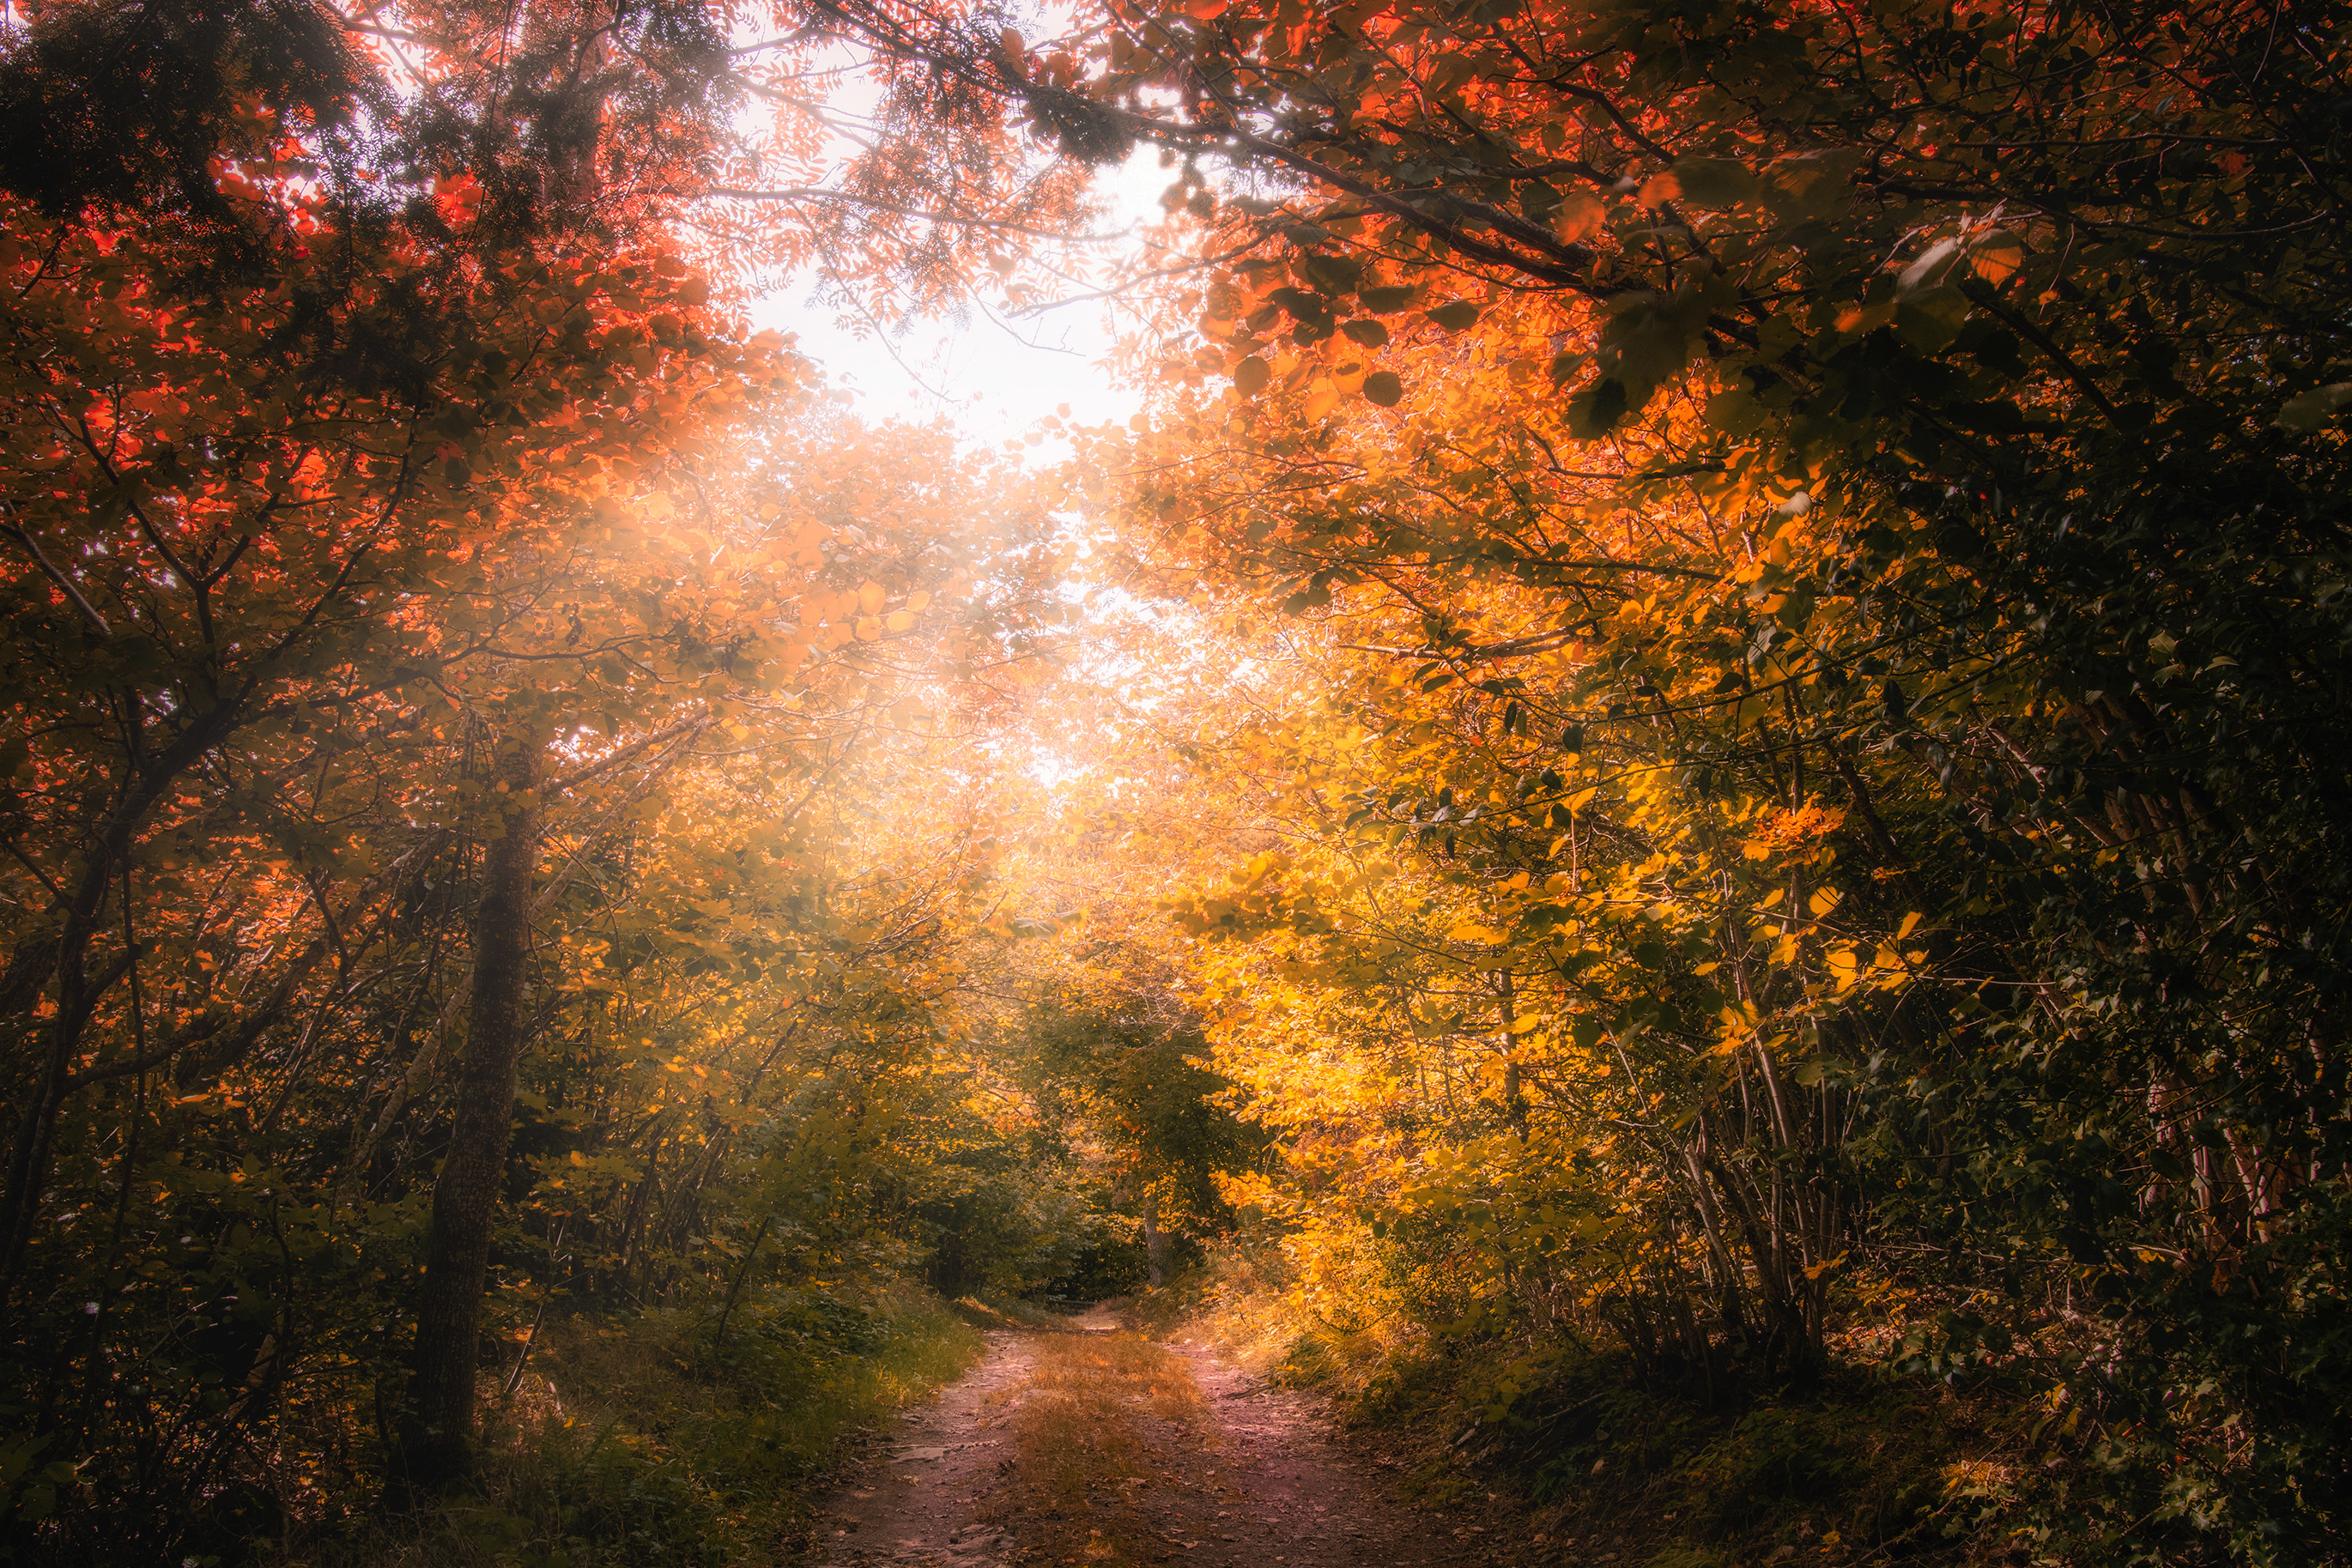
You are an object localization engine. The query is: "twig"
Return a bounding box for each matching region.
[1,521,111,636]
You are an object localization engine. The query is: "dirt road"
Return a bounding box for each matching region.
[804,1312,1493,1568]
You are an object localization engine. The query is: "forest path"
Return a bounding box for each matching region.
[803,1308,1495,1568]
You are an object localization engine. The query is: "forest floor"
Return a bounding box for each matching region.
[797,1305,1516,1568]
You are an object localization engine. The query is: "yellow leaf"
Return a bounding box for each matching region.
[1555,191,1606,240]
[1967,227,2026,285]
[1446,923,1504,944]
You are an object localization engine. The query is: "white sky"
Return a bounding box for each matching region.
[744,149,1172,459]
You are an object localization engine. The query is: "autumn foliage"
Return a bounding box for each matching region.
[1040,0,2349,1559]
[3,0,2350,1565]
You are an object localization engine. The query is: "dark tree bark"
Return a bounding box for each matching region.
[1141,1189,1169,1288]
[0,696,248,1327]
[1497,970,1527,1141]
[397,737,541,1492]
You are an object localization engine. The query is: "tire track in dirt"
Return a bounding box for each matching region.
[803,1327,1037,1567]
[1168,1338,1488,1568]
[804,1311,1490,1568]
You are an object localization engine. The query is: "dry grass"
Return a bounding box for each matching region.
[983,1331,1209,1565]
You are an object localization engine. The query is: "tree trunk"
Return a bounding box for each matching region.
[397,739,541,1493]
[0,699,246,1323]
[1496,970,1527,1140]
[1141,1189,1169,1289]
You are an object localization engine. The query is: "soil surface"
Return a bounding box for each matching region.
[803,1311,1493,1568]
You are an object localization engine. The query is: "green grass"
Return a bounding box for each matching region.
[950,1293,1086,1331]
[265,1286,984,1568]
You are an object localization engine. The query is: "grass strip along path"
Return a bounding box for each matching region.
[803,1307,1489,1568]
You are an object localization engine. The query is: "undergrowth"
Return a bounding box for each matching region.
[1345,1341,2020,1568]
[261,1286,983,1568]
[1145,1244,2041,1568]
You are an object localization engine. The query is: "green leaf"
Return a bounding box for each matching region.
[1425,301,1481,332]
[1298,253,1366,295]
[1361,371,1404,406]
[1565,377,1629,438]
[1670,157,1758,209]
[1705,386,1765,437]
[1594,294,1693,396]
[1761,148,1862,220]
[1895,285,1970,351]
[1340,318,1391,347]
[2277,384,2352,433]
[1360,283,1421,312]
